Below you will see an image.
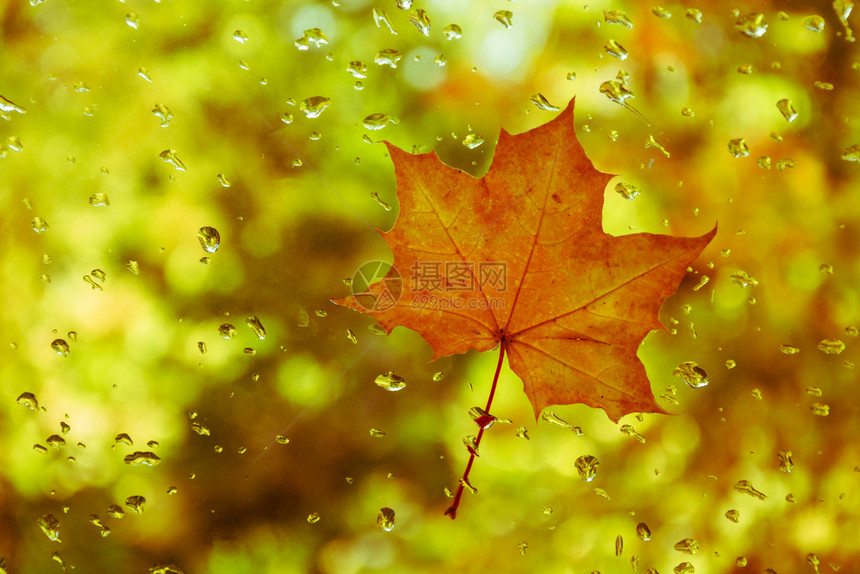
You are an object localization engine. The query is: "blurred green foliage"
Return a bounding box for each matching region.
[1,0,859,572]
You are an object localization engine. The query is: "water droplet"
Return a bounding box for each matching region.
[604,39,629,60]
[125,12,140,29]
[37,514,61,542]
[843,144,860,162]
[603,9,633,28]
[32,216,49,234]
[231,30,249,44]
[123,451,161,466]
[807,553,820,573]
[216,173,231,188]
[369,428,386,438]
[727,138,750,158]
[281,112,294,125]
[125,495,146,514]
[300,96,330,119]
[217,323,236,340]
[468,406,496,429]
[90,268,106,283]
[374,48,403,67]
[729,270,758,287]
[375,371,406,392]
[776,98,798,122]
[245,316,266,339]
[17,392,39,410]
[372,9,398,34]
[376,507,395,531]
[149,103,173,128]
[779,344,800,355]
[775,157,796,170]
[307,512,321,524]
[540,409,579,432]
[147,440,159,449]
[51,339,70,357]
[274,434,289,445]
[614,182,641,200]
[346,329,357,344]
[673,361,709,389]
[515,426,530,440]
[46,434,66,449]
[395,0,412,8]
[5,135,23,151]
[159,149,186,172]
[673,538,699,555]
[0,94,26,115]
[197,227,220,253]
[575,454,599,482]
[494,10,513,28]
[818,338,845,355]
[115,433,134,446]
[461,133,484,149]
[635,522,652,541]
[362,113,400,131]
[735,13,767,37]
[191,421,211,436]
[778,450,794,472]
[530,93,559,112]
[620,424,646,443]
[443,24,462,39]
[810,402,830,416]
[294,28,328,51]
[107,505,125,519]
[734,479,767,500]
[686,8,703,23]
[804,15,825,32]
[432,371,444,381]
[369,191,391,211]
[725,509,740,522]
[346,61,367,79]
[673,562,695,574]
[88,192,110,207]
[297,308,310,327]
[409,9,431,36]
[646,135,671,157]
[652,6,672,18]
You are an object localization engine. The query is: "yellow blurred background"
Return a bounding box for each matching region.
[1,0,858,572]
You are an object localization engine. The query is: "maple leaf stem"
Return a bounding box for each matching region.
[444,341,507,520]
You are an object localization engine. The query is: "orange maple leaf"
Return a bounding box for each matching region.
[337,98,714,420]
[335,98,715,517]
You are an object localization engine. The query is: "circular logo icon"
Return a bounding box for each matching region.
[351,260,402,311]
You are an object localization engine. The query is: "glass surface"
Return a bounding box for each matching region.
[1,1,858,572]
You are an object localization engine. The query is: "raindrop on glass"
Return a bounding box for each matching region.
[374,49,402,68]
[734,13,767,37]
[614,182,641,200]
[376,507,395,531]
[197,227,220,253]
[152,103,172,127]
[363,113,400,130]
[375,371,406,391]
[575,454,599,482]
[494,10,513,28]
[443,24,462,39]
[673,361,709,389]
[300,96,330,119]
[51,339,70,357]
[409,9,431,36]
[159,149,186,172]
